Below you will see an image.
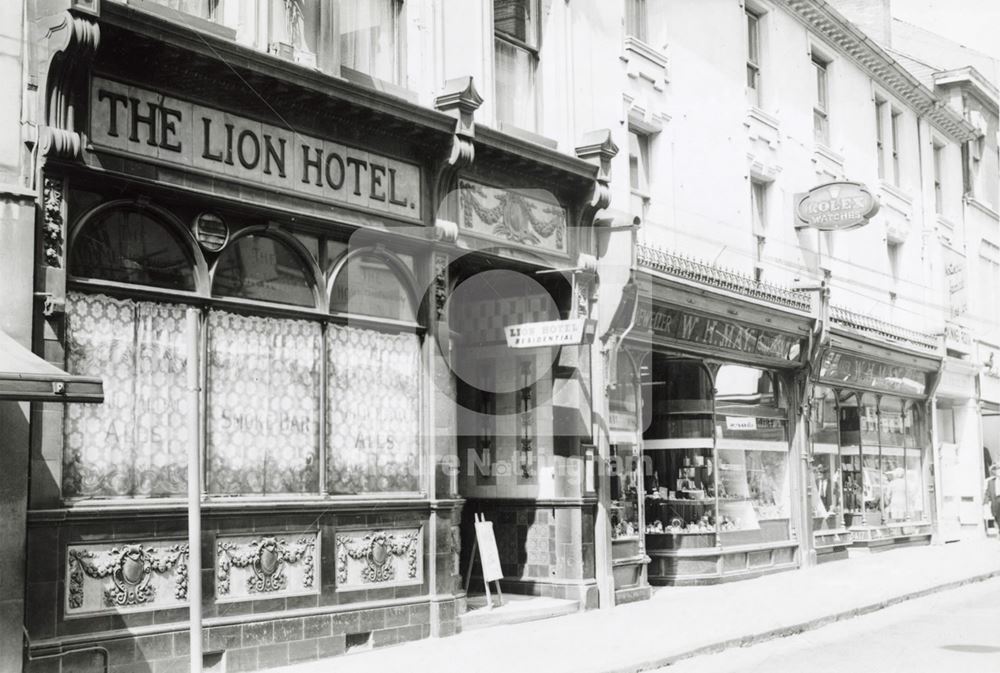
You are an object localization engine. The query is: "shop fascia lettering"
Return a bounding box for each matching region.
[635,305,799,360]
[819,351,925,394]
[90,78,421,221]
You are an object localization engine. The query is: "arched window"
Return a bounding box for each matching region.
[207,233,321,495]
[64,205,198,498]
[329,254,416,322]
[71,207,196,291]
[325,251,422,494]
[213,234,316,306]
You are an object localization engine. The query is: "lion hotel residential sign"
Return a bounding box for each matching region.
[89,77,422,221]
[795,181,879,231]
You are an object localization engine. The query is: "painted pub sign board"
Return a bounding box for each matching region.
[89,77,422,222]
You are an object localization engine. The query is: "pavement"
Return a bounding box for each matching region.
[660,575,1000,672]
[271,535,1000,673]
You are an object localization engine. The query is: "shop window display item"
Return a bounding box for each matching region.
[610,444,641,540]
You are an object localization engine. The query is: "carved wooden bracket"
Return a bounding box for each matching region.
[574,129,618,228]
[37,9,101,160]
[433,77,483,223]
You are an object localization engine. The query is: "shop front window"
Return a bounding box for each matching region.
[809,386,841,528]
[880,397,924,522]
[643,357,717,535]
[838,392,863,527]
[859,395,885,525]
[905,402,925,520]
[715,365,791,539]
[610,353,641,541]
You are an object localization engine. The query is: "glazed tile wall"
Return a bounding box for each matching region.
[24,506,463,672]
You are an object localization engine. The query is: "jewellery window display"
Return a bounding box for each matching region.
[610,443,641,540]
[642,357,720,540]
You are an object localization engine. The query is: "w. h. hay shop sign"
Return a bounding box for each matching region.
[89,77,422,221]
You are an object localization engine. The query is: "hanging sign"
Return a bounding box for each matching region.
[504,318,593,348]
[794,181,879,231]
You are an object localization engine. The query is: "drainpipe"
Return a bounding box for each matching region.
[927,361,945,544]
[185,309,203,673]
[593,215,641,609]
[796,273,831,568]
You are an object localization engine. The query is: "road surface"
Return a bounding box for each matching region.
[660,576,1000,673]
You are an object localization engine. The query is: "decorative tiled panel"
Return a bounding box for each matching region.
[334,527,422,592]
[65,540,189,617]
[215,532,320,602]
[458,179,568,256]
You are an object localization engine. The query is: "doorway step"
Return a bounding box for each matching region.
[460,593,579,632]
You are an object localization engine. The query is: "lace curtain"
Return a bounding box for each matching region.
[207,311,321,494]
[64,293,189,497]
[63,297,419,498]
[327,324,420,493]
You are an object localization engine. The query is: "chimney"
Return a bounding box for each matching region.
[826,0,893,47]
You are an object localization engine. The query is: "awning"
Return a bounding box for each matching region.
[0,328,103,403]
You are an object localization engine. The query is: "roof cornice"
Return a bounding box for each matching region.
[778,0,979,142]
[934,67,1000,113]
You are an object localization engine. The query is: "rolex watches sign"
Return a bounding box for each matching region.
[794,181,879,231]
